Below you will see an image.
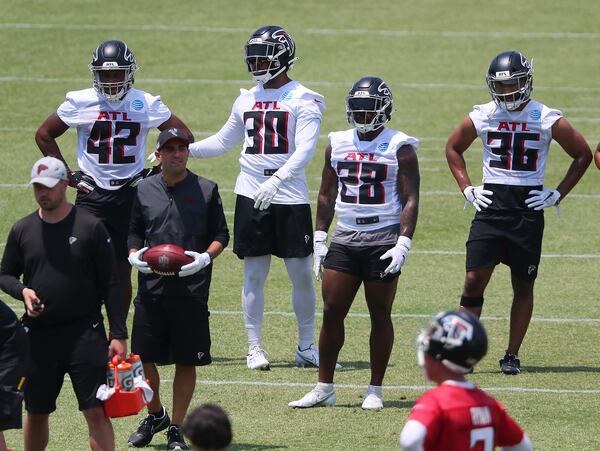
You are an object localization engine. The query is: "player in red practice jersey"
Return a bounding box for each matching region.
[400,310,532,451]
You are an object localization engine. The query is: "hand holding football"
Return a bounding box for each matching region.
[143,244,193,276]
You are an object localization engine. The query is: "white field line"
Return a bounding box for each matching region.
[1,75,599,93]
[3,23,600,41]
[6,305,600,323]
[154,379,600,395]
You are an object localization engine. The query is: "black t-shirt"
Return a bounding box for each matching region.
[128,171,230,298]
[0,207,127,338]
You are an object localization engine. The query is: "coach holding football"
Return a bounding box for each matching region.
[0,156,127,451]
[127,128,229,450]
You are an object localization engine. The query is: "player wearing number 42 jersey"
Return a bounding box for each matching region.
[189,25,324,370]
[290,76,420,410]
[445,50,591,375]
[35,39,193,314]
[400,310,532,450]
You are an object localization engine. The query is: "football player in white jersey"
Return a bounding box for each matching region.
[188,26,325,370]
[289,76,420,410]
[35,40,193,314]
[445,51,591,375]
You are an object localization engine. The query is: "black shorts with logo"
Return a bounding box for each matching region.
[323,242,400,282]
[466,210,544,280]
[0,305,29,431]
[233,195,313,259]
[24,318,108,414]
[76,184,137,261]
[132,295,211,366]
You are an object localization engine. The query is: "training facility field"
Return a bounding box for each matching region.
[2,1,600,449]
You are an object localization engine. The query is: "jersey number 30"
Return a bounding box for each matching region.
[87,120,141,164]
[244,111,289,154]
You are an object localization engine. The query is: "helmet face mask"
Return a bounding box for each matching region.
[89,40,138,102]
[417,310,488,374]
[346,77,393,134]
[244,26,297,85]
[486,50,533,111]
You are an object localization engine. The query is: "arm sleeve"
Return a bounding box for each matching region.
[127,194,146,251]
[399,420,426,451]
[206,185,230,248]
[93,221,127,339]
[501,435,532,451]
[56,94,80,127]
[274,115,321,181]
[146,95,172,128]
[189,108,245,158]
[0,227,26,301]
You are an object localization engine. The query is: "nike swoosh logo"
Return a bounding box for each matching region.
[92,322,99,328]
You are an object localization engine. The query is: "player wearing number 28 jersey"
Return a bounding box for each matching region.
[445,50,591,375]
[289,76,420,410]
[35,40,193,315]
[189,26,324,371]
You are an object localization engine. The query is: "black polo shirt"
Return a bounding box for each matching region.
[128,170,229,299]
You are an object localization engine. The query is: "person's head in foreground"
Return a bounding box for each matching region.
[183,404,232,451]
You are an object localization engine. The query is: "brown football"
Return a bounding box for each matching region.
[143,244,193,276]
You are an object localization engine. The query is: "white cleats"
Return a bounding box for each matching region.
[247,345,270,370]
[294,344,342,369]
[361,386,383,410]
[294,344,319,367]
[288,388,336,408]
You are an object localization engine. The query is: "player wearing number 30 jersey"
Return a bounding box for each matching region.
[289,76,420,410]
[189,26,324,371]
[446,50,591,375]
[35,40,193,315]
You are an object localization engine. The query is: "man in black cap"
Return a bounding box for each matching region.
[127,129,230,450]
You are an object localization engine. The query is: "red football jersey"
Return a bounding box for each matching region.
[408,381,524,451]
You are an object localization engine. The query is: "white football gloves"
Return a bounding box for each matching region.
[179,251,212,277]
[380,236,412,276]
[313,231,329,281]
[253,175,282,211]
[463,185,493,212]
[128,247,153,274]
[525,188,561,211]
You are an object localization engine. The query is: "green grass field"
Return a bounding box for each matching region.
[2,1,600,449]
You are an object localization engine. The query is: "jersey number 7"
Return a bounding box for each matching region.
[87,120,141,164]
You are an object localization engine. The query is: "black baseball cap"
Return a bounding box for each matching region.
[156,128,190,149]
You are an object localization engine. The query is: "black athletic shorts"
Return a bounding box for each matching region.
[323,242,400,282]
[24,318,108,414]
[0,315,29,431]
[233,195,313,259]
[466,211,544,280]
[132,295,211,366]
[76,184,137,261]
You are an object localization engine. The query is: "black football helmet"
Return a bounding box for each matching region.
[486,50,533,111]
[346,76,393,134]
[89,40,138,102]
[244,25,297,84]
[418,310,488,374]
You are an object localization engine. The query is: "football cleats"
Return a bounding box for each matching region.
[89,40,138,102]
[486,50,533,111]
[244,25,297,84]
[346,76,393,134]
[418,310,488,374]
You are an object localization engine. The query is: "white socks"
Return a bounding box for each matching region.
[284,256,316,349]
[242,255,271,347]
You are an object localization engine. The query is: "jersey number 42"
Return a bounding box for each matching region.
[87,120,141,164]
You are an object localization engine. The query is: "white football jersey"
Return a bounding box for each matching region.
[330,128,419,231]
[57,88,171,190]
[469,100,562,186]
[226,81,324,204]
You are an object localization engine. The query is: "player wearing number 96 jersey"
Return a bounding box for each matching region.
[35,39,194,315]
[289,76,420,410]
[445,50,591,375]
[189,26,325,371]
